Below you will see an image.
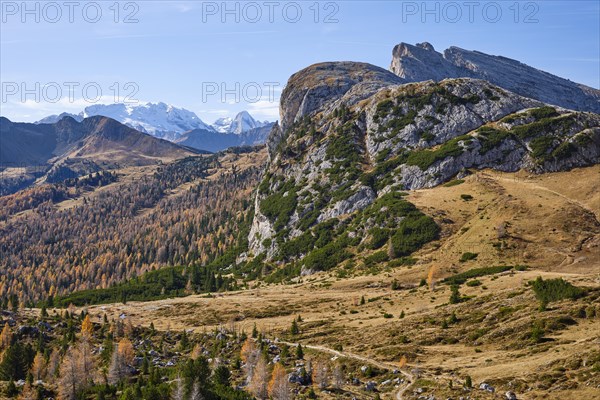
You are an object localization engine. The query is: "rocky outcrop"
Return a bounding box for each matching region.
[363,78,543,158]
[317,186,376,222]
[390,42,469,83]
[279,62,404,132]
[248,192,276,256]
[390,42,600,113]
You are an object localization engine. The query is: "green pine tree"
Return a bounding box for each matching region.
[449,285,462,304]
[296,344,304,360]
[213,365,231,386]
[0,342,26,380]
[6,380,18,397]
[465,375,472,388]
[290,320,299,335]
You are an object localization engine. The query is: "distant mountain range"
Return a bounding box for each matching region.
[1,106,273,193]
[35,103,272,142]
[0,115,201,193]
[175,123,274,153]
[2,115,197,165]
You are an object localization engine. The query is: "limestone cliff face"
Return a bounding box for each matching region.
[248,51,600,260]
[390,42,600,113]
[271,62,405,156]
[390,42,469,83]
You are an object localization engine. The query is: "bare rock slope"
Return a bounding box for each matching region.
[391,42,600,113]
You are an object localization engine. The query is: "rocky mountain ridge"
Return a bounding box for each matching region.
[2,115,197,164]
[248,51,600,265]
[390,42,600,113]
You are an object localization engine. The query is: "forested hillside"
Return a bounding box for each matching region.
[0,148,267,305]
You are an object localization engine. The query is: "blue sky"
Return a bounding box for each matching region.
[1,0,598,123]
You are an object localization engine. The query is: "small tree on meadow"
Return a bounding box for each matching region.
[312,360,329,390]
[332,364,344,390]
[464,375,472,388]
[449,285,462,304]
[296,344,304,360]
[81,315,94,339]
[290,320,299,335]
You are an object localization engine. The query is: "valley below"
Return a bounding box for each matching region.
[29,166,600,400]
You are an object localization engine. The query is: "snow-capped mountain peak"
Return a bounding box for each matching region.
[228,111,270,134]
[79,102,214,141]
[210,111,270,134]
[212,117,234,133]
[35,104,272,143]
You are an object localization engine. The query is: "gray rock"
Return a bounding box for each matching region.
[391,42,600,113]
[505,391,518,400]
[279,62,404,132]
[318,186,375,222]
[248,193,276,256]
[479,383,495,393]
[365,381,377,391]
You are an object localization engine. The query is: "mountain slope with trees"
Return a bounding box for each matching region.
[248,60,599,271]
[0,148,267,305]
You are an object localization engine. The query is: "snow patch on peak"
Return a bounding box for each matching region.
[36,105,274,142]
[212,117,233,133]
[80,102,213,140]
[210,111,271,134]
[229,111,270,134]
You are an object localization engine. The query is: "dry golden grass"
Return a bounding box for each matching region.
[408,166,600,275]
[72,166,600,399]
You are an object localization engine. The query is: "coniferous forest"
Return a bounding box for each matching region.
[0,150,265,307]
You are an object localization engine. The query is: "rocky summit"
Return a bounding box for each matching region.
[390,42,600,113]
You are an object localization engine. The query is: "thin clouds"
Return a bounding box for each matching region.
[2,96,146,122]
[247,99,280,120]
